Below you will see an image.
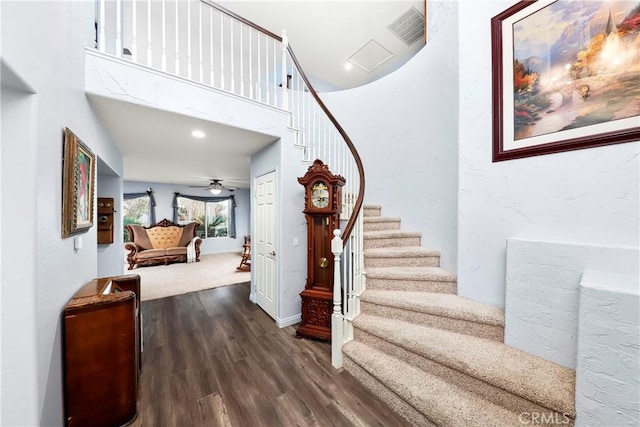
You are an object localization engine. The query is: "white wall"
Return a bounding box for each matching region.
[458,0,640,307]
[505,238,639,369]
[320,1,460,274]
[1,2,123,425]
[1,65,39,427]
[123,181,250,255]
[250,133,309,327]
[576,270,640,427]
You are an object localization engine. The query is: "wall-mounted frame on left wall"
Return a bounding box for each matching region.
[62,127,95,238]
[491,0,640,162]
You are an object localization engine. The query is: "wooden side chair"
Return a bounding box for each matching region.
[237,235,251,271]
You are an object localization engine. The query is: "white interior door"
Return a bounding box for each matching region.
[254,171,277,319]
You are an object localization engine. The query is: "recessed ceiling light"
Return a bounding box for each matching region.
[191,130,205,138]
[344,62,353,71]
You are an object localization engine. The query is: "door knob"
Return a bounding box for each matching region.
[270,250,276,256]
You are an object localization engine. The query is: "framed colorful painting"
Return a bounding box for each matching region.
[62,127,95,237]
[492,0,640,161]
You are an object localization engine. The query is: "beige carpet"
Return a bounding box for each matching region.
[127,252,251,301]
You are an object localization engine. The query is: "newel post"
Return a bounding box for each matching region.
[280,29,289,111]
[331,229,344,368]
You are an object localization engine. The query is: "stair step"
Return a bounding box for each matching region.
[363,205,382,217]
[364,246,440,268]
[343,353,435,426]
[366,266,457,293]
[360,290,504,341]
[343,341,525,426]
[363,216,401,231]
[352,315,576,419]
[363,230,421,249]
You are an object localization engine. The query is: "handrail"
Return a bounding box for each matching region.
[285,47,365,244]
[202,0,365,245]
[201,0,282,42]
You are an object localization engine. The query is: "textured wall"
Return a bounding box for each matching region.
[576,270,639,426]
[320,1,460,274]
[458,1,640,307]
[505,238,639,369]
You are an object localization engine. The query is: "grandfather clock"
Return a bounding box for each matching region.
[296,159,345,341]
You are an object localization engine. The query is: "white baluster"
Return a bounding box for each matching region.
[187,0,192,79]
[131,0,137,61]
[220,13,224,90]
[298,74,302,133]
[272,38,277,106]
[175,0,180,75]
[280,29,288,110]
[209,7,214,86]
[249,28,253,99]
[98,0,106,51]
[146,0,152,66]
[265,35,269,104]
[240,23,244,97]
[230,19,234,93]
[257,32,261,102]
[198,2,203,82]
[323,115,327,160]
[115,0,122,57]
[331,229,344,368]
[161,0,166,71]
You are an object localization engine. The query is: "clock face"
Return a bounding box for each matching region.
[311,182,329,208]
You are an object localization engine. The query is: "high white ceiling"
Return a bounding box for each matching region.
[219,0,425,90]
[95,1,426,187]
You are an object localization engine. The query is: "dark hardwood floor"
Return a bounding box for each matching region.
[132,282,408,427]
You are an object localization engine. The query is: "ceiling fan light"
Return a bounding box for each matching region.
[210,188,222,195]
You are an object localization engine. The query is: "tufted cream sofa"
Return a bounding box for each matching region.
[125,218,202,269]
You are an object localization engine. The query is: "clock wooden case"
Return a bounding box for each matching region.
[296,159,345,341]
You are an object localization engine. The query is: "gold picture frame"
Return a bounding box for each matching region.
[62,127,95,238]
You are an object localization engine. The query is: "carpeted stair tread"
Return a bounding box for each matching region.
[363,205,382,217]
[364,229,422,239]
[367,266,456,282]
[363,216,401,223]
[365,246,440,258]
[353,315,576,417]
[361,290,504,327]
[343,341,524,426]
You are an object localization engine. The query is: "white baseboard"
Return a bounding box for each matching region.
[277,313,301,328]
[249,291,256,303]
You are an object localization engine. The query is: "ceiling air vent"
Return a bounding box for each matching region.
[347,39,395,73]
[387,6,425,46]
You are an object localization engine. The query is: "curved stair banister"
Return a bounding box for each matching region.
[201,0,365,244]
[96,0,365,368]
[284,46,366,244]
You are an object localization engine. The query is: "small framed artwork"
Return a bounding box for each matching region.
[62,127,95,238]
[492,0,640,162]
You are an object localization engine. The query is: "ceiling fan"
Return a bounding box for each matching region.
[188,179,238,195]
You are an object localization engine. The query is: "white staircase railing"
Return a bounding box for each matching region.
[96,0,365,368]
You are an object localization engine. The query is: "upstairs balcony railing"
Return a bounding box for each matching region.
[96,0,365,368]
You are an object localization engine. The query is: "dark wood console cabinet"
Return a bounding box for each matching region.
[63,275,141,427]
